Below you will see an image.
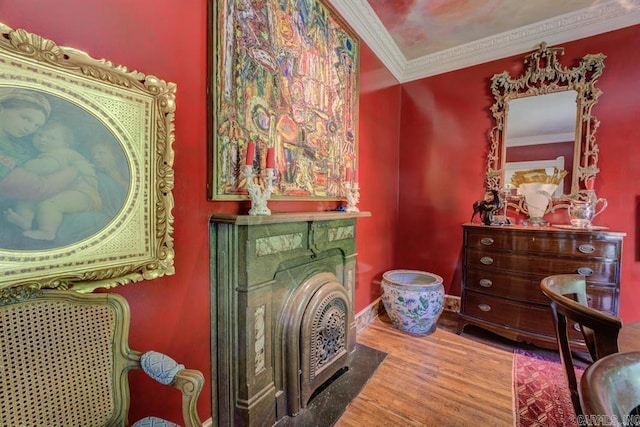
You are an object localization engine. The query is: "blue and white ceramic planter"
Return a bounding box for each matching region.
[381,269,445,335]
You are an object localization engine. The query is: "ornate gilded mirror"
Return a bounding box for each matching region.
[486,42,605,211]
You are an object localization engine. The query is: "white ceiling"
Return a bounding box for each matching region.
[329,0,640,83]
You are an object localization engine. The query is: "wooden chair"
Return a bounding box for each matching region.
[580,351,640,427]
[0,287,204,427]
[540,274,623,419]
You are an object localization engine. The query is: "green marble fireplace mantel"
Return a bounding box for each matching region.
[209,211,370,426]
[210,210,371,224]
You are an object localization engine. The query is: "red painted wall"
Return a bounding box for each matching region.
[3,0,638,423]
[397,26,640,324]
[354,46,402,312]
[0,0,401,422]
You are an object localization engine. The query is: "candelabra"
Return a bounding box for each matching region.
[343,181,360,212]
[244,165,275,215]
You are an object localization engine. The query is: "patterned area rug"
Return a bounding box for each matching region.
[513,348,584,427]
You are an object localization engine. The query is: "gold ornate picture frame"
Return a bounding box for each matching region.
[0,22,176,293]
[208,0,360,200]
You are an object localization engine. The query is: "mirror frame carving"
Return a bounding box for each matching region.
[487,42,605,211]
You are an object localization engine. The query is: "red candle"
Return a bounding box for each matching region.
[245,141,255,165]
[353,168,359,183]
[345,167,351,182]
[266,147,275,169]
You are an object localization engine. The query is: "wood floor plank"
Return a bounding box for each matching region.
[336,315,514,426]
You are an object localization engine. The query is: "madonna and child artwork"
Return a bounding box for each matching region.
[0,87,130,251]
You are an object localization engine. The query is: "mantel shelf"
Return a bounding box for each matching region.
[210,211,372,225]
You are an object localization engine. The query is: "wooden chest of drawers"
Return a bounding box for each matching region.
[458,223,625,349]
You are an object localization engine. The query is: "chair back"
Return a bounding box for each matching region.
[580,351,640,426]
[0,288,203,427]
[540,274,623,418]
[1,289,135,426]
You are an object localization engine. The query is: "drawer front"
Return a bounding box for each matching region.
[582,286,618,314]
[462,291,586,341]
[463,291,556,336]
[465,248,619,284]
[465,228,620,259]
[464,268,617,313]
[464,268,549,304]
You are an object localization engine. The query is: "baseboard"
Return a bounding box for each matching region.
[354,297,385,333]
[444,294,461,313]
[354,294,461,333]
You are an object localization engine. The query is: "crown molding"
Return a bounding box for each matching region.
[328,0,405,82]
[330,0,640,83]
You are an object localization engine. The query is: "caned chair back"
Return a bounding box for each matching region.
[0,288,203,427]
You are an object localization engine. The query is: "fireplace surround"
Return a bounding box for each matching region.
[210,211,370,426]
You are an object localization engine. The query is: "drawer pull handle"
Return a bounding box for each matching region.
[478,304,491,312]
[480,237,495,246]
[577,267,594,276]
[480,256,494,265]
[578,244,596,254]
[479,279,493,288]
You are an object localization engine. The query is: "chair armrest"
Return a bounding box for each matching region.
[141,351,185,385]
[139,351,204,427]
[174,369,205,427]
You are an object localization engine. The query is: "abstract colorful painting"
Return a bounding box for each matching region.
[209,0,359,200]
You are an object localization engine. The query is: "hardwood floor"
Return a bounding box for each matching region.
[335,311,518,426]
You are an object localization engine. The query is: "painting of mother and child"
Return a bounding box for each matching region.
[0,88,130,251]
